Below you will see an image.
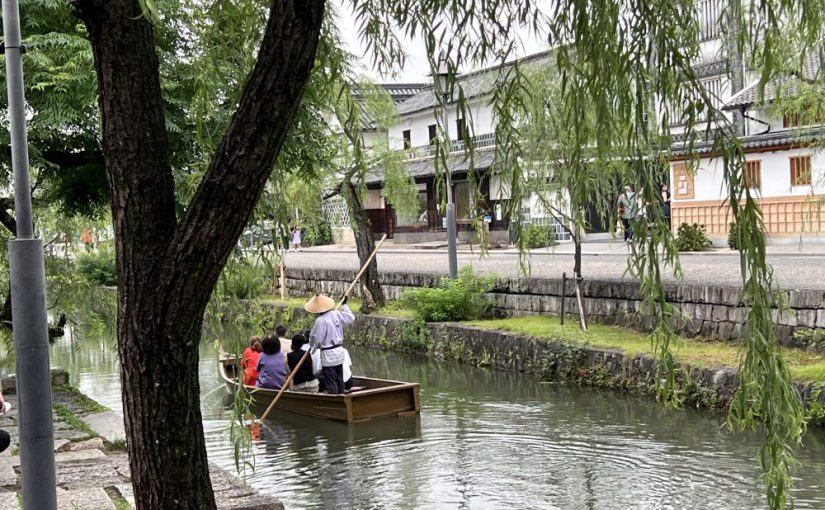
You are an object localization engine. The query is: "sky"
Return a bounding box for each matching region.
[334,1,551,84]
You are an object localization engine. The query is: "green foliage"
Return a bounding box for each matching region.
[302,221,332,247]
[401,266,497,322]
[76,248,117,286]
[728,222,742,250]
[523,224,558,249]
[675,223,712,252]
[217,261,266,300]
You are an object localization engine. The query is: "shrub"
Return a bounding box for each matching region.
[218,262,267,300]
[401,266,497,322]
[728,221,741,250]
[675,222,711,251]
[524,223,557,249]
[76,248,117,286]
[302,222,332,246]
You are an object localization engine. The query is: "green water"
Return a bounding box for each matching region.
[50,326,825,509]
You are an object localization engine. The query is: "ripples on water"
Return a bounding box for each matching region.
[51,334,825,509]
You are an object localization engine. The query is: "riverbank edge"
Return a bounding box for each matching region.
[0,369,284,510]
[263,303,825,421]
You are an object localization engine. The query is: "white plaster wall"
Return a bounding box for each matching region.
[388,97,496,149]
[674,148,825,202]
[697,38,724,66]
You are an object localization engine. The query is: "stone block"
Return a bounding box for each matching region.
[817,310,825,329]
[711,305,729,322]
[797,309,818,329]
[789,289,825,309]
[682,318,703,338]
[57,488,115,510]
[700,321,718,339]
[716,322,736,341]
[775,325,795,347]
[66,438,105,452]
[728,307,744,324]
[55,449,106,463]
[0,492,18,510]
[0,462,16,488]
[777,309,798,327]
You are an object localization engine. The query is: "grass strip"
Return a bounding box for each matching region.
[464,316,825,383]
[53,403,98,441]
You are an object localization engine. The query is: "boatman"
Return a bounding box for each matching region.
[305,293,355,394]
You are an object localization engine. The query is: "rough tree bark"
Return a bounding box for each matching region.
[342,181,385,313]
[72,0,325,508]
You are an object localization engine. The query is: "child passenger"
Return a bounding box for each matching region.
[287,334,320,393]
[256,334,287,390]
[241,336,262,386]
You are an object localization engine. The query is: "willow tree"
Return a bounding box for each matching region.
[69,0,820,508]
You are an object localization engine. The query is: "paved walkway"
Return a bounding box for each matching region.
[284,240,825,290]
[0,373,281,510]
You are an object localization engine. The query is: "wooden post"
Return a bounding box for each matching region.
[575,276,587,331]
[560,272,567,326]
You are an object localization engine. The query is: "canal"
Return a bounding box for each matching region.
[50,325,825,509]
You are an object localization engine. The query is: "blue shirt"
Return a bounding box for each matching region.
[256,352,287,390]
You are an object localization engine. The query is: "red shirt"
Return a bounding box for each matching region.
[242,347,261,386]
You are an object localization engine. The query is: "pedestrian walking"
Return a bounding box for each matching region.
[617,185,637,242]
[660,184,671,229]
[290,226,303,252]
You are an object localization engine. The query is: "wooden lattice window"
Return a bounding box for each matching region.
[790,155,812,186]
[744,160,761,189]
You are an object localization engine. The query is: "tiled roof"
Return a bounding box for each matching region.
[366,147,497,185]
[382,83,430,103]
[671,126,825,157]
[395,50,553,117]
[724,53,821,110]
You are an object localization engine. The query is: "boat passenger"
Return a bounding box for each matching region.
[241,336,262,386]
[275,324,291,353]
[256,334,287,390]
[287,334,320,393]
[305,294,355,395]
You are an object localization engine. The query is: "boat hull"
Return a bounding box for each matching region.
[218,357,421,424]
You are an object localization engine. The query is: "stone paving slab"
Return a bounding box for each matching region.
[57,488,115,510]
[0,491,16,510]
[0,464,15,489]
[56,449,106,463]
[81,412,126,443]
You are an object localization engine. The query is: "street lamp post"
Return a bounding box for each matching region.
[2,1,58,509]
[434,60,458,279]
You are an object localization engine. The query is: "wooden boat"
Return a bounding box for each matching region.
[218,356,421,424]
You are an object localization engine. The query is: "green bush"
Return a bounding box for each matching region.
[675,222,712,252]
[303,222,332,246]
[76,248,117,286]
[524,223,557,249]
[218,263,267,300]
[401,266,497,322]
[728,222,741,250]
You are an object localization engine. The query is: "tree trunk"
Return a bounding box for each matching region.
[343,182,385,312]
[74,0,324,507]
[573,236,582,278]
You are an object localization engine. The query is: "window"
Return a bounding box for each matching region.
[790,155,813,186]
[428,124,437,145]
[696,0,721,40]
[402,130,411,149]
[456,118,466,140]
[744,160,761,190]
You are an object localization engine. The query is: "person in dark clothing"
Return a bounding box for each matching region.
[287,334,320,393]
[660,184,672,229]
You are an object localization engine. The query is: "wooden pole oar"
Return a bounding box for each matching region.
[255,234,388,424]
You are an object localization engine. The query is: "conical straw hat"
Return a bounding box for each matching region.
[304,294,335,314]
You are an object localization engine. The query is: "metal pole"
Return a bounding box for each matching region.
[443,93,458,279]
[2,2,57,509]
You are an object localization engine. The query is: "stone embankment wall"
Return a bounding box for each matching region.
[284,268,825,349]
[264,303,825,415]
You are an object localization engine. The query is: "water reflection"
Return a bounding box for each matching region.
[50,323,825,509]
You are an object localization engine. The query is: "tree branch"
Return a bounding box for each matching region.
[165,0,325,316]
